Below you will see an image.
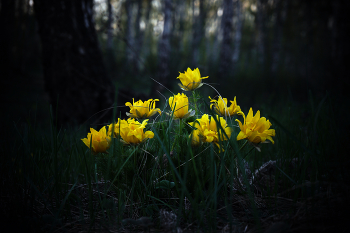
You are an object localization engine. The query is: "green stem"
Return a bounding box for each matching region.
[239,140,248,151]
[241,144,255,162]
[179,118,183,137]
[235,141,257,177]
[171,119,183,151]
[192,90,199,116]
[232,140,249,162]
[133,145,139,174]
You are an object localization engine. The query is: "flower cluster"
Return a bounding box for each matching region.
[189,114,231,150]
[82,67,275,154]
[108,118,154,145]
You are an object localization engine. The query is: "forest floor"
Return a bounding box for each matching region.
[1,158,349,233]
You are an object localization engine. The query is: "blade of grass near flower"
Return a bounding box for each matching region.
[204,101,261,229]
[153,131,194,204]
[82,142,95,224]
[232,137,262,230]
[167,100,175,150]
[94,163,106,220]
[177,142,191,225]
[103,86,119,218]
[188,134,204,201]
[208,144,218,230]
[105,146,138,194]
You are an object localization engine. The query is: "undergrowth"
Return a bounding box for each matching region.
[1,71,349,233]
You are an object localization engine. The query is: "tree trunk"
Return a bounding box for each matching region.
[125,0,135,69]
[106,0,113,50]
[218,0,234,80]
[270,0,287,77]
[33,0,113,127]
[0,0,14,72]
[172,0,186,53]
[210,5,222,66]
[134,0,142,71]
[256,0,267,67]
[153,0,172,93]
[232,0,243,73]
[192,0,205,67]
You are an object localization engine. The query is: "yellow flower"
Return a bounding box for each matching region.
[190,129,202,147]
[107,118,128,137]
[177,67,208,91]
[108,118,154,145]
[168,93,195,119]
[209,96,241,117]
[82,126,111,154]
[125,98,161,119]
[235,108,275,144]
[189,114,231,149]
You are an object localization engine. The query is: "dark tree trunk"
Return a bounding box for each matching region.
[33,0,113,127]
[270,0,287,77]
[256,0,267,67]
[170,0,186,55]
[140,0,152,59]
[125,0,142,74]
[135,0,142,56]
[211,5,222,65]
[218,0,234,81]
[0,0,16,76]
[192,0,205,67]
[106,0,113,50]
[232,0,243,73]
[125,0,135,69]
[153,0,172,93]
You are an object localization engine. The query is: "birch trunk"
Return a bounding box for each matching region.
[256,0,266,67]
[192,0,205,67]
[271,0,287,76]
[106,0,113,50]
[140,0,152,60]
[153,0,172,93]
[232,0,243,72]
[218,0,233,80]
[134,0,142,66]
[125,0,135,69]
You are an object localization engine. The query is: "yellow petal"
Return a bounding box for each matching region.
[145,131,154,139]
[237,131,246,141]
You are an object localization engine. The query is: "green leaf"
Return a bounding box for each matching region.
[155,180,175,190]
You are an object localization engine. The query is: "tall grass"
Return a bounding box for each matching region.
[1,88,348,232]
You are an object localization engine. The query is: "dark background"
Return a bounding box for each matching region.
[1,0,349,128]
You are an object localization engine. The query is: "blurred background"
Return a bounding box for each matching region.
[1,0,349,128]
